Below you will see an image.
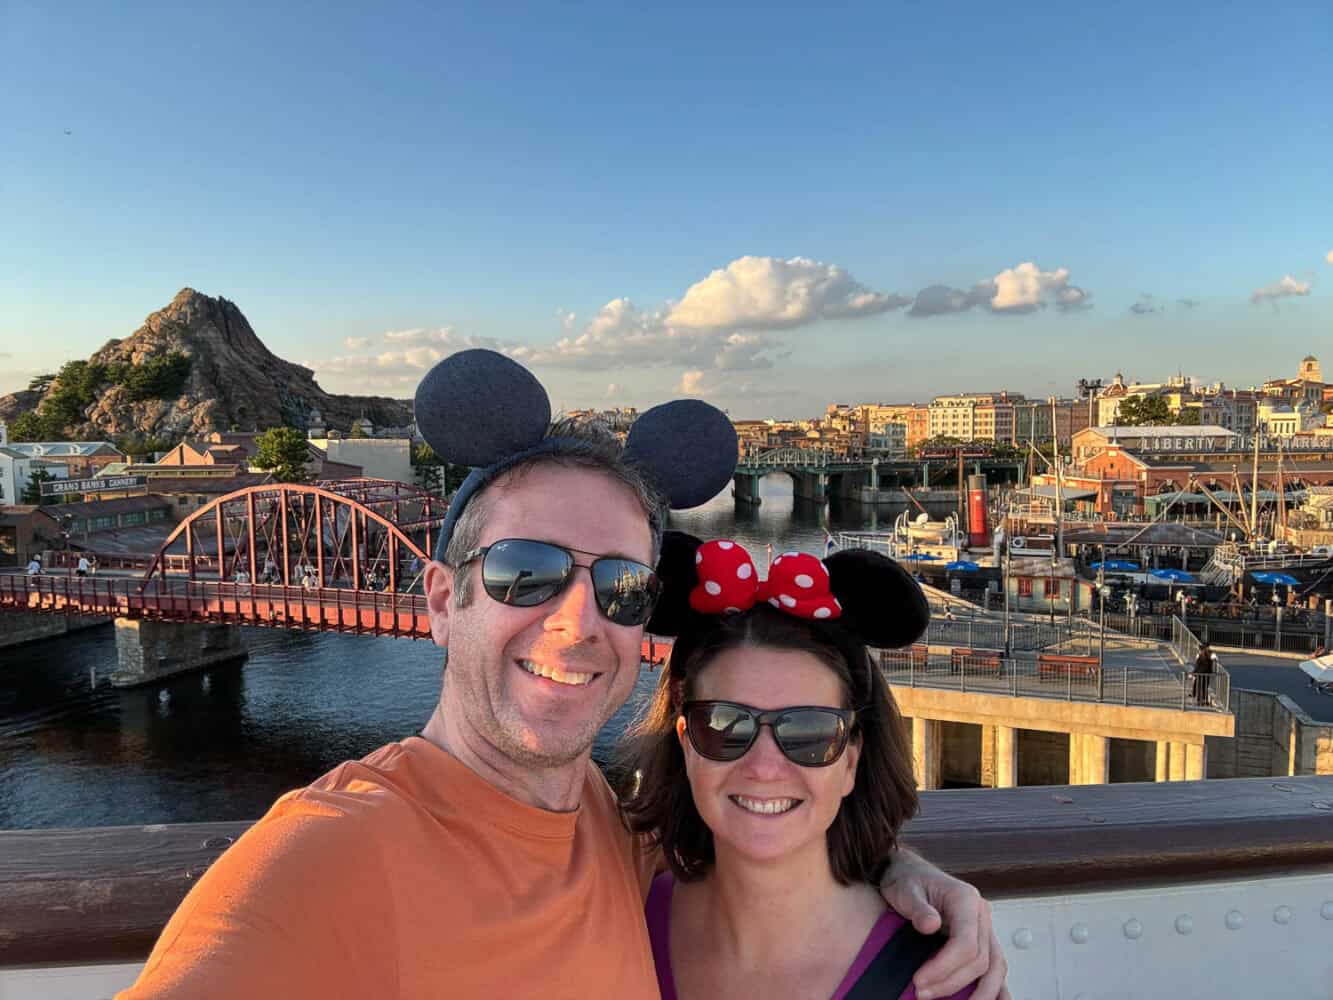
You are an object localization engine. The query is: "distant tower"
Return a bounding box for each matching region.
[1300,355,1321,383]
[307,408,326,440]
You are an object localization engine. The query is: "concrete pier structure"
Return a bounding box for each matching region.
[0,612,110,650]
[111,619,247,688]
[894,684,1229,789]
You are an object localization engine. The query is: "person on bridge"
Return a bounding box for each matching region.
[25,555,41,576]
[118,351,1005,1000]
[76,554,90,577]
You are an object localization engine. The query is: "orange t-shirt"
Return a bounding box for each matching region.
[119,736,660,999]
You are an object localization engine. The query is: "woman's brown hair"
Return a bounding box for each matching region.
[618,603,918,885]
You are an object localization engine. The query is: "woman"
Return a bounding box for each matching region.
[622,536,978,1000]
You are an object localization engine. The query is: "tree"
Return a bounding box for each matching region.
[1114,395,1172,426]
[9,410,65,442]
[27,373,55,393]
[253,427,312,483]
[411,443,469,496]
[21,469,56,504]
[1174,407,1202,426]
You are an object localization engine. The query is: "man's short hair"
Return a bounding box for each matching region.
[443,418,667,607]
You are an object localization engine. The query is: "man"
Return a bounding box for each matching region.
[26,554,41,576]
[1192,642,1218,707]
[120,362,1005,999]
[76,554,91,577]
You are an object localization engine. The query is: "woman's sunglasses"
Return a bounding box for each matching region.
[682,700,856,767]
[456,538,661,627]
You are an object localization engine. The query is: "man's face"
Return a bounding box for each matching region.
[430,464,654,769]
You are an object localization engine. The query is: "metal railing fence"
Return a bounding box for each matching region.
[876,646,1225,712]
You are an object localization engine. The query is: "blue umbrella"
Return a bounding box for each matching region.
[945,560,980,571]
[1150,568,1196,583]
[1091,560,1140,572]
[1252,571,1299,586]
[902,553,939,561]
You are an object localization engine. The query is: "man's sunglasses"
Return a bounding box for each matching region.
[682,700,856,767]
[456,538,661,627]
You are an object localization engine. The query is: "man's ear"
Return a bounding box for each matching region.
[424,560,455,648]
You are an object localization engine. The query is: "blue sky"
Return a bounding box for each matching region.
[3,1,1330,419]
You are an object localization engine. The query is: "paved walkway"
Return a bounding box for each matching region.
[1216,652,1333,723]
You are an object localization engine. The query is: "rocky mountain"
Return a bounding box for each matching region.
[0,289,413,440]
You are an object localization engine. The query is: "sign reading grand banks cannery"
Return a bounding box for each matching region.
[40,476,147,497]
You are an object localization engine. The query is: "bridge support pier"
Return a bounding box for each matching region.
[111,619,248,688]
[732,473,762,506]
[912,718,942,790]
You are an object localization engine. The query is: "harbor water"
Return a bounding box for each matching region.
[0,479,919,830]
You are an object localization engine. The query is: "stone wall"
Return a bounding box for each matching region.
[1207,689,1333,778]
[940,721,983,787]
[0,613,110,650]
[111,619,247,687]
[1017,729,1070,785]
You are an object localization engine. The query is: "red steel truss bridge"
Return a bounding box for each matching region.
[2,479,443,639]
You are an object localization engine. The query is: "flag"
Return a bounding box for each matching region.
[824,532,837,558]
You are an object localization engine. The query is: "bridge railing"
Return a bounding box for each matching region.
[0,573,431,637]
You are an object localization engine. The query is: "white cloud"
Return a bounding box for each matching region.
[907,262,1091,318]
[605,382,618,398]
[1326,250,1333,265]
[342,336,370,350]
[520,255,900,375]
[665,256,908,331]
[1129,294,1160,316]
[1251,275,1312,304]
[677,370,706,395]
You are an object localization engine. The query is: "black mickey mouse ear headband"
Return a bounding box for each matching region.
[647,530,930,652]
[414,350,739,560]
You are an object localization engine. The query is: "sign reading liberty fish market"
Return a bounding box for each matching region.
[40,475,147,497]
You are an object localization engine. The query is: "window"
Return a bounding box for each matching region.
[1043,578,1060,598]
[1017,577,1033,597]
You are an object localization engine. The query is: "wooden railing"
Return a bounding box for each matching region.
[2,776,1329,968]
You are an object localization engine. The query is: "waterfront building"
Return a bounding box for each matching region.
[1071,425,1241,464]
[0,505,61,566]
[0,432,123,480]
[1256,398,1324,438]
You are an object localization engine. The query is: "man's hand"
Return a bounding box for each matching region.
[879,849,1009,1000]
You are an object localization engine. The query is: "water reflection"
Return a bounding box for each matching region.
[0,478,908,829]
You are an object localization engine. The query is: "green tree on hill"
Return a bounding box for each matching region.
[253,427,311,483]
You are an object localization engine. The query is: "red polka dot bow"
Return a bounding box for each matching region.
[689,540,842,621]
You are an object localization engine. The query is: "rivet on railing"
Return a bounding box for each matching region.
[1225,910,1244,930]
[1273,906,1293,925]
[1123,919,1143,940]
[1069,923,1090,944]
[1011,928,1034,950]
[1174,915,1193,935]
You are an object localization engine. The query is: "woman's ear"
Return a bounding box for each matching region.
[675,713,688,752]
[840,733,862,799]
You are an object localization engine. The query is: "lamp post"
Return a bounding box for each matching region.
[1273,588,1283,652]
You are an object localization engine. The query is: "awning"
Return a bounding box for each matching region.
[1019,485,1100,501]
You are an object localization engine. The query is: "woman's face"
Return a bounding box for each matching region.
[676,644,860,868]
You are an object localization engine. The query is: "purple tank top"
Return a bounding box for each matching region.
[645,872,975,1000]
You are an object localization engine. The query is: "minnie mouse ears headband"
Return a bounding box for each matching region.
[414,350,739,560]
[646,531,930,651]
